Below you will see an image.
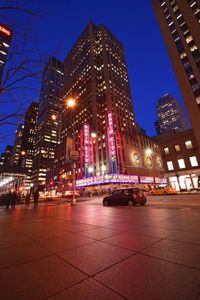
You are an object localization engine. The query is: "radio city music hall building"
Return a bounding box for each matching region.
[46,22,166,194]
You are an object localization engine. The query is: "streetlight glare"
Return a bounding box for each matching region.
[67,98,76,108]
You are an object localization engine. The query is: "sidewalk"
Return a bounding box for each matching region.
[0,202,200,299]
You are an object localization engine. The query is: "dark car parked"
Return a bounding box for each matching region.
[103,188,147,206]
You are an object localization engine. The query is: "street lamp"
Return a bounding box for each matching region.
[51,114,57,121]
[65,97,77,206]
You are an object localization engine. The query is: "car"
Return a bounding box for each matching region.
[65,190,80,198]
[103,188,147,206]
[150,186,177,195]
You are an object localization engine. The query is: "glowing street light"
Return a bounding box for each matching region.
[21,150,26,156]
[88,166,93,173]
[66,98,76,108]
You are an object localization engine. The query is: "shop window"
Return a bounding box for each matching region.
[164,147,170,155]
[178,159,186,169]
[174,144,180,152]
[167,161,174,171]
[189,156,198,167]
[185,140,193,149]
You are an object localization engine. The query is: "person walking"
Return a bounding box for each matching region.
[25,192,30,208]
[5,190,12,210]
[11,190,17,209]
[33,189,39,208]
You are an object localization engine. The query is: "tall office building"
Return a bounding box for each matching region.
[152,0,200,150]
[11,124,24,166]
[20,102,38,186]
[0,23,12,87]
[0,145,13,166]
[51,22,164,192]
[33,57,64,189]
[155,93,189,134]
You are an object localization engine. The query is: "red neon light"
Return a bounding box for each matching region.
[0,25,11,37]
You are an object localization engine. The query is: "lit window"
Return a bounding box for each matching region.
[167,161,174,171]
[186,35,193,44]
[174,145,180,152]
[178,159,186,169]
[185,140,193,149]
[164,147,170,155]
[189,156,198,167]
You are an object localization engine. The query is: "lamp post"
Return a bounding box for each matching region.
[66,97,77,206]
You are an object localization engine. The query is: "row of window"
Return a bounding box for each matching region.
[164,140,193,154]
[167,156,198,170]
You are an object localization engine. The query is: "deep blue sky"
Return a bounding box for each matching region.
[0,0,187,153]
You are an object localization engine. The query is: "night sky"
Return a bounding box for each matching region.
[0,0,187,153]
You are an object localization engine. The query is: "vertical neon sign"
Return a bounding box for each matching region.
[84,124,90,176]
[107,112,117,174]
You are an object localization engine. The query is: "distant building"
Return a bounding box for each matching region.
[11,124,24,166]
[0,23,12,87]
[20,102,38,187]
[155,94,189,135]
[152,0,200,151]
[33,57,64,189]
[0,145,13,166]
[156,128,200,191]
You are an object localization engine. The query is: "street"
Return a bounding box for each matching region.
[0,195,200,299]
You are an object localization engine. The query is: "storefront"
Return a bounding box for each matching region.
[168,169,200,191]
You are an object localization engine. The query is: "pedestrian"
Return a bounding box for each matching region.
[5,190,12,210]
[25,192,30,208]
[11,190,17,209]
[33,189,39,208]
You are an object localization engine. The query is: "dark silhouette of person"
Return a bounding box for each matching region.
[6,190,12,209]
[11,190,18,209]
[25,192,30,208]
[33,189,39,208]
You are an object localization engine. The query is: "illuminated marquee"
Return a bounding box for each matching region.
[0,24,12,37]
[76,174,139,187]
[107,112,117,173]
[155,177,167,184]
[140,176,154,184]
[84,124,91,175]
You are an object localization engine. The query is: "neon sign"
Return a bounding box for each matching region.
[155,177,167,184]
[76,174,139,187]
[0,24,12,37]
[107,112,117,173]
[84,124,91,176]
[140,176,154,184]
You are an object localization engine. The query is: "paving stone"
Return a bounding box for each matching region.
[48,278,124,300]
[0,255,87,300]
[0,242,50,269]
[37,234,94,253]
[95,254,200,300]
[142,239,200,269]
[58,240,133,276]
[167,231,200,245]
[103,231,161,251]
[80,227,121,240]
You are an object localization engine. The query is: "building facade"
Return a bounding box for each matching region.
[11,124,24,166]
[156,128,200,190]
[0,145,13,167]
[33,57,64,189]
[152,0,200,151]
[49,22,164,193]
[0,23,12,88]
[155,93,189,134]
[20,102,38,187]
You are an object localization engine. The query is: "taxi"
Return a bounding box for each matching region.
[150,186,177,195]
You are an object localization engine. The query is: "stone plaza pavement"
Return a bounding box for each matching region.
[0,201,200,300]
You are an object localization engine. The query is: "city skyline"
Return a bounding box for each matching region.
[0,0,187,153]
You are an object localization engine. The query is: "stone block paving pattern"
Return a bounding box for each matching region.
[0,201,200,300]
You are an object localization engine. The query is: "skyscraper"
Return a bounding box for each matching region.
[33,57,64,189]
[52,22,164,192]
[20,102,38,186]
[152,0,200,150]
[155,93,189,134]
[0,23,12,87]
